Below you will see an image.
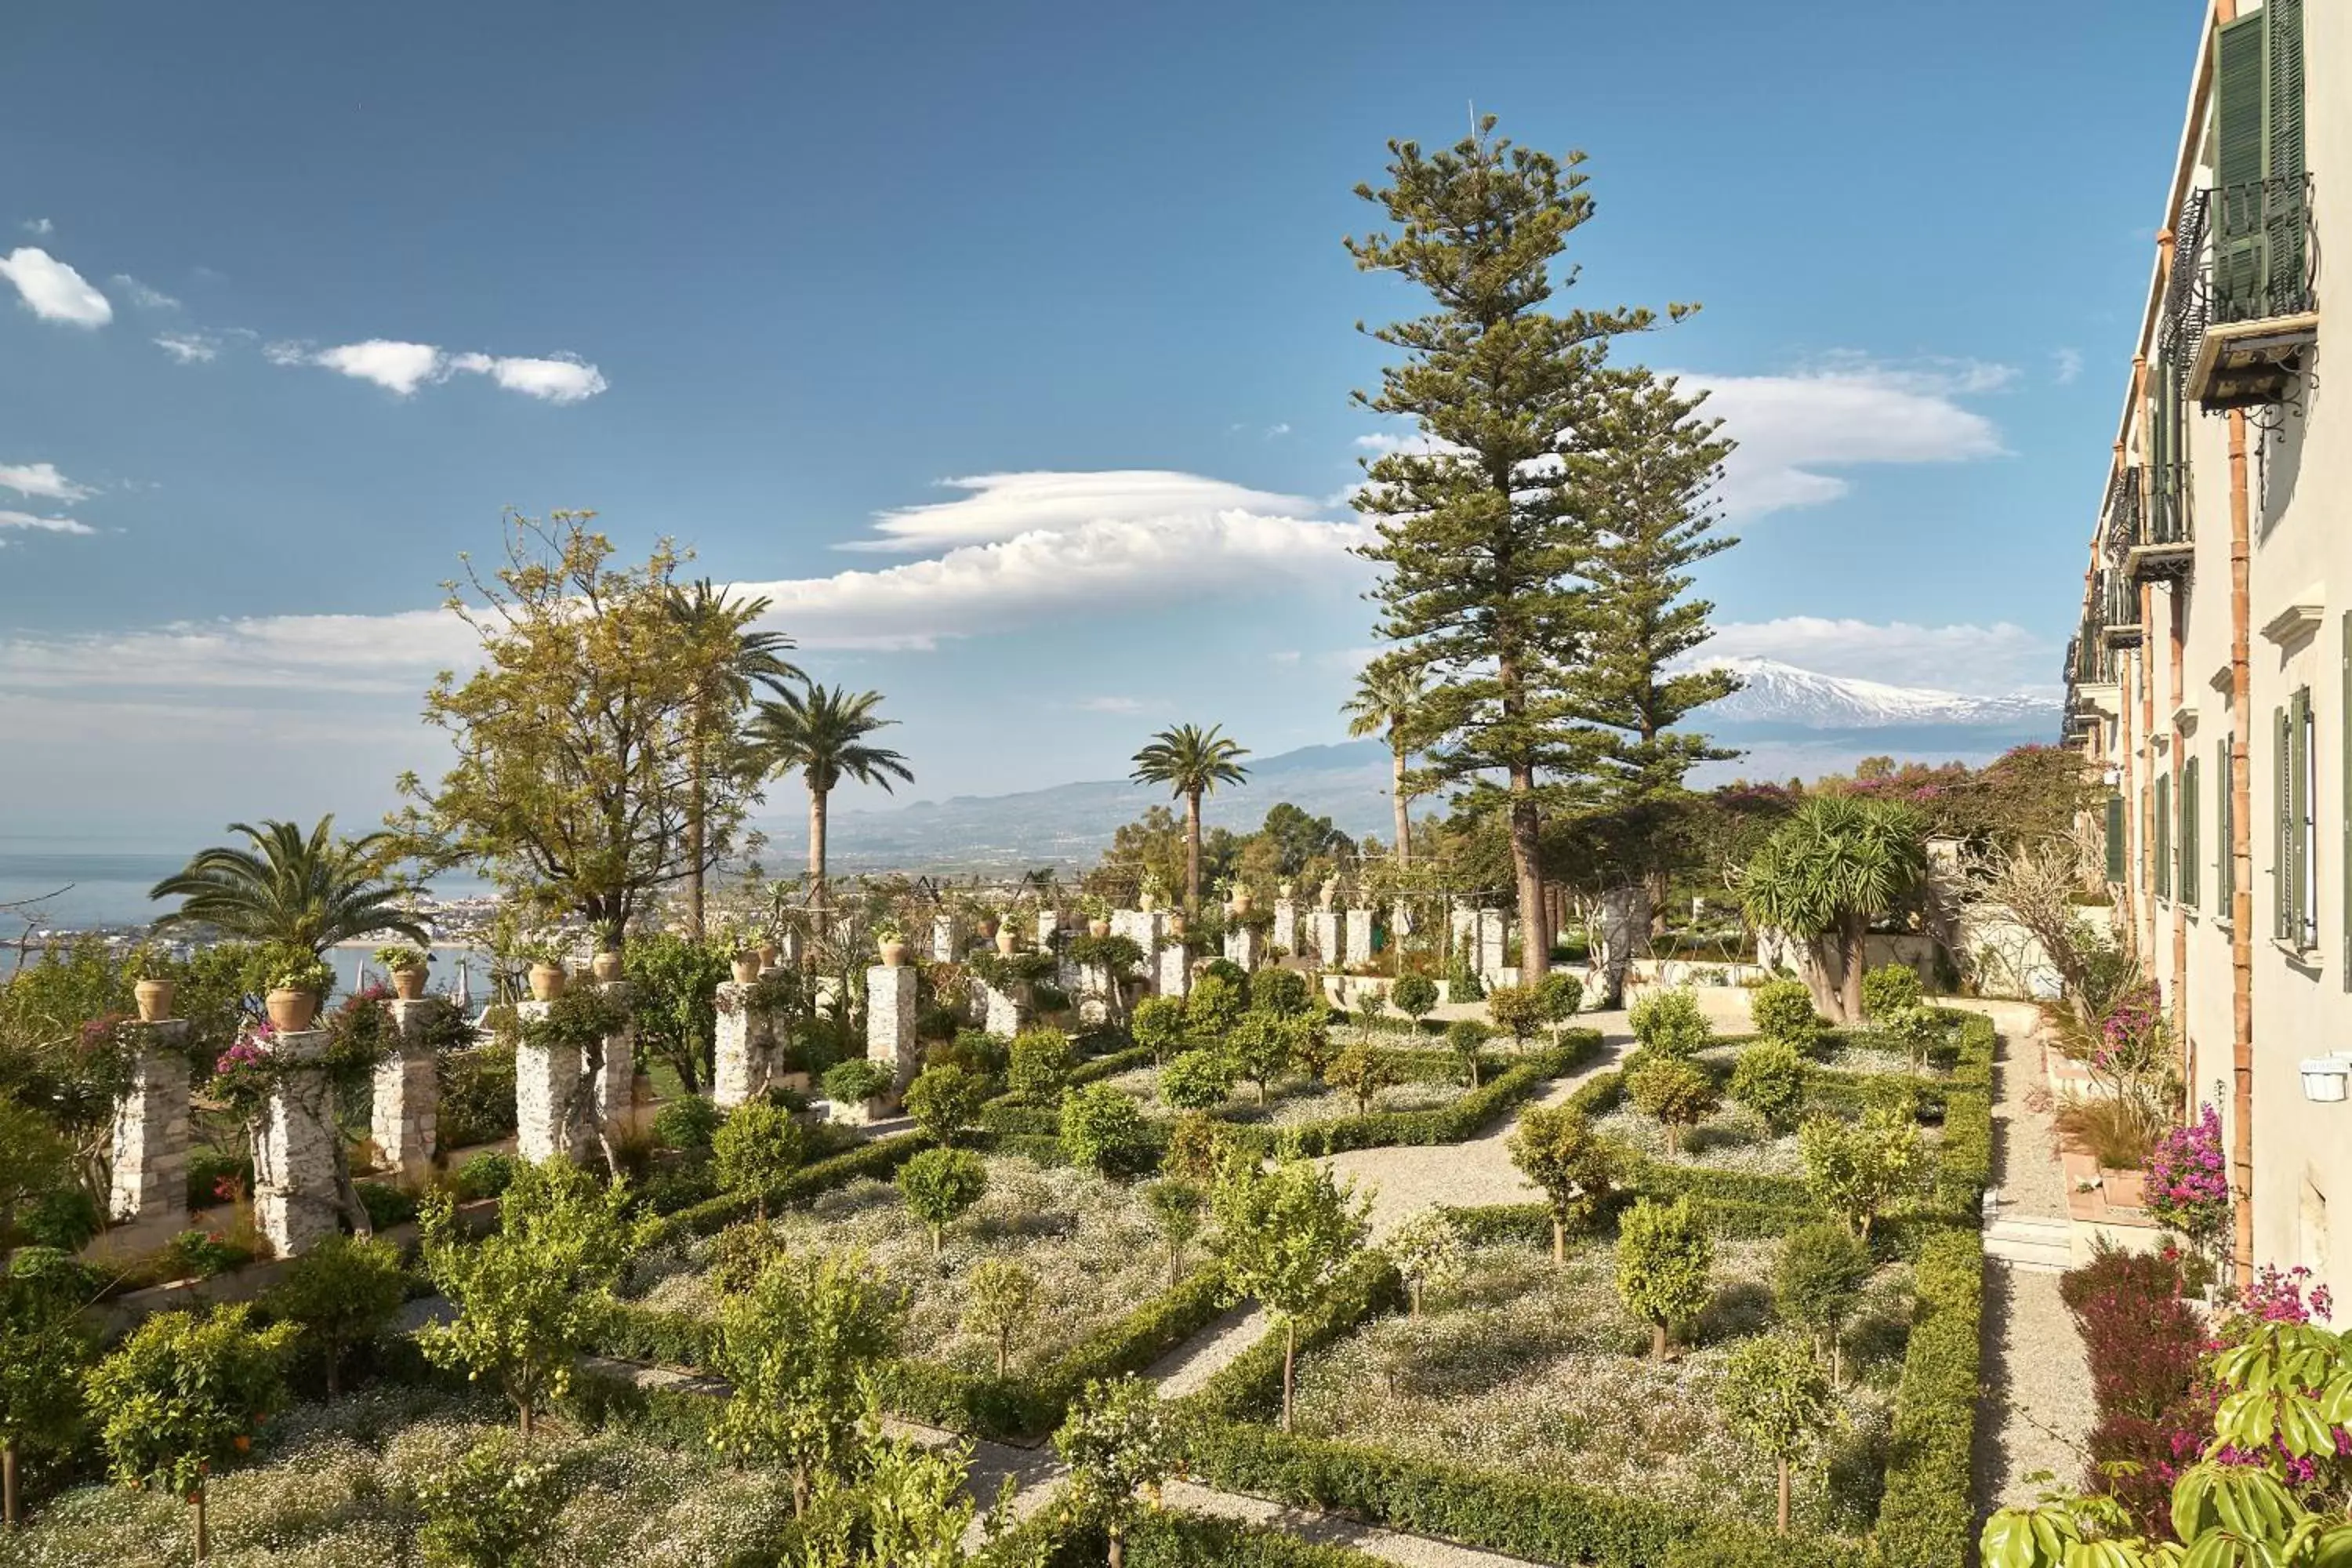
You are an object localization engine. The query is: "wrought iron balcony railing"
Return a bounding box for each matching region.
[2114,460,2194,581]
[2097,568,2142,648]
[2165,174,2319,409]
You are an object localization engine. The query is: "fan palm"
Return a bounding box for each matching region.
[1341,659,1426,869]
[666,579,804,938]
[750,684,914,929]
[149,817,427,955]
[1129,724,1251,913]
[1739,795,1927,1023]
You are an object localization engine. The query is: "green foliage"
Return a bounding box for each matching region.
[1160,1047,1237,1112]
[1386,1208,1467,1315]
[960,1258,1040,1377]
[1860,962,1923,1019]
[1323,1040,1396,1114]
[149,816,425,955]
[1507,1103,1618,1255]
[453,1150,517,1200]
[821,1059,893,1107]
[1876,1229,1980,1568]
[1740,796,1929,1022]
[263,1232,407,1397]
[1614,1196,1714,1355]
[898,1147,989,1256]
[1054,1375,1178,1544]
[711,1099,809,1210]
[1143,1179,1209,1286]
[86,1303,296,1501]
[1229,1009,1293,1105]
[439,1043,521,1151]
[1628,987,1711,1058]
[1007,1027,1076,1102]
[1729,1041,1806,1135]
[904,1063,992,1146]
[1882,1005,1948,1074]
[1798,1107,1924,1240]
[1185,971,1246,1038]
[710,1247,905,1507]
[0,1250,90,1517]
[1248,967,1312,1017]
[1211,1156,1370,1428]
[624,932,733,1094]
[1160,1112,1236,1184]
[1628,1056,1720,1154]
[0,1094,72,1247]
[1483,985,1545,1047]
[1388,975,1439,1022]
[651,1093,723,1152]
[1129,995,1187,1065]
[798,1432,1003,1567]
[415,1432,561,1568]
[1129,723,1252,910]
[1773,1221,1873,1378]
[1058,1082,1153,1178]
[1535,973,1582,1025]
[417,1157,632,1433]
[1747,978,1826,1055]
[1443,1018,1489,1087]
[1716,1330,1835,1532]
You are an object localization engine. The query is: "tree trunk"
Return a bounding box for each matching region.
[1390,739,1412,869]
[687,732,708,941]
[519,1394,534,1443]
[193,1488,209,1564]
[1170,1241,1181,1287]
[1410,1279,1423,1319]
[1185,789,1203,913]
[1830,1330,1842,1388]
[996,1328,1009,1378]
[792,1465,810,1517]
[808,785,829,933]
[1776,1457,1791,1535]
[1652,1322,1668,1359]
[1109,1521,1125,1568]
[4,1438,17,1528]
[1839,917,1867,1024]
[1508,769,1546,989]
[1552,1215,1566,1267]
[931,1224,942,1259]
[1282,1319,1298,1432]
[326,1351,340,1399]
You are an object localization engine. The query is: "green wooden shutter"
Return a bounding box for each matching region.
[2277,706,2292,938]
[2157,773,2172,898]
[2267,0,2307,310]
[2106,793,2127,884]
[2220,735,2235,912]
[2216,13,2268,187]
[2293,685,2313,946]
[2183,757,2200,909]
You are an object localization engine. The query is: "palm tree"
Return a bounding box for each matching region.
[1129,724,1250,913]
[666,579,803,939]
[750,684,913,930]
[1341,659,1425,869]
[150,817,427,955]
[1738,795,1928,1023]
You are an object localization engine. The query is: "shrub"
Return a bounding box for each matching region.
[1387,1209,1467,1317]
[1143,1179,1208,1287]
[1060,1082,1154,1178]
[711,1099,808,1219]
[0,1249,90,1525]
[452,1150,517,1201]
[263,1232,407,1397]
[1390,975,1439,1026]
[961,1258,1040,1377]
[1616,1196,1714,1357]
[1860,961,1923,1019]
[1323,1040,1396,1114]
[438,1043,521,1149]
[1730,1041,1807,1134]
[1717,1329,1835,1536]
[905,1062,992,1146]
[1484,985,1546,1048]
[1799,1107,1923,1240]
[1536,973,1583,1031]
[651,1094,722,1153]
[1187,972,1247,1038]
[1506,1103,1619,1264]
[1630,987,1711,1058]
[1212,1157,1371,1431]
[1249,967,1312,1017]
[898,1146,989,1257]
[1445,1018,1490,1087]
[1748,978,1826,1055]
[1131,995,1188,1064]
[1161,1112,1236,1183]
[1773,1221,1873,1385]
[1628,1056,1721,1156]
[1229,1010,1293,1105]
[1008,1027,1077,1102]
[1056,1375,1180,1564]
[415,1432,562,1568]
[1161,1048,1237,1112]
[821,1058,893,1107]
[2060,1244,2206,1536]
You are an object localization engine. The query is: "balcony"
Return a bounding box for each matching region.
[2121,462,2194,582]
[2096,568,2142,650]
[2165,175,2319,410]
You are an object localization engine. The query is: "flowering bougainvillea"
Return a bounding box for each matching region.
[209,1027,278,1119]
[2145,1105,2230,1245]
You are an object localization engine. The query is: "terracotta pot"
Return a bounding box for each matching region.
[731,955,761,985]
[1231,891,1254,915]
[1087,918,1111,938]
[1138,891,1157,913]
[995,928,1019,956]
[2102,1167,2149,1210]
[879,938,909,968]
[1167,913,1186,936]
[528,962,568,1002]
[390,966,427,1001]
[980,917,1000,938]
[266,987,317,1032]
[590,950,623,983]
[133,978,177,1023]
[757,943,779,971]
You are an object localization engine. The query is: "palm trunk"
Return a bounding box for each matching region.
[1840,917,1867,1023]
[1185,789,1203,913]
[1390,739,1411,869]
[808,784,829,934]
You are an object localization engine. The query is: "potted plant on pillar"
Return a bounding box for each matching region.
[127,953,179,1022]
[589,918,624,983]
[520,938,569,1002]
[995,908,1022,956]
[712,914,760,984]
[374,943,432,1000]
[264,949,336,1032]
[875,916,909,968]
[1081,894,1112,939]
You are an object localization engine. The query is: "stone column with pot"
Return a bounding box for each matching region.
[1345,907,1374,970]
[513,1000,582,1163]
[866,962,920,1098]
[1155,920,1191,1000]
[372,999,441,1181]
[712,983,772,1109]
[766,931,804,973]
[1311,909,1345,971]
[587,981,637,1137]
[931,913,961,963]
[252,1029,340,1257]
[108,1018,191,1232]
[1222,923,1265,971]
[1035,906,1067,951]
[982,978,1029,1038]
[1272,897,1299,958]
[1477,909,1508,986]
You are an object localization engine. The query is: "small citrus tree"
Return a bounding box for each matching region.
[1628,1056,1720,1156]
[1536,973,1583,1046]
[1615,1196,1713,1358]
[1387,1209,1466,1317]
[904,1063,990,1147]
[1130,995,1188,1065]
[1055,1375,1179,1568]
[1798,1107,1922,1240]
[1729,1041,1807,1134]
[1718,1329,1835,1535]
[898,1147,989,1258]
[1211,1156,1370,1431]
[1748,977,1826,1055]
[1445,1018,1490,1087]
[1061,1083,1152,1178]
[0,1251,90,1527]
[1628,987,1711,1058]
[1389,975,1439,1033]
[1773,1221,1873,1385]
[1483,985,1545,1052]
[1160,1048,1235,1112]
[1143,1179,1207,1286]
[960,1258,1038,1377]
[261,1232,406,1398]
[1508,1104,1619,1264]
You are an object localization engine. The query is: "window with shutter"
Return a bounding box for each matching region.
[2214,13,2272,318]
[2293,686,2314,949]
[2266,0,2307,310]
[2157,773,2172,899]
[2107,794,2127,884]
[2278,706,2292,940]
[2183,757,2199,909]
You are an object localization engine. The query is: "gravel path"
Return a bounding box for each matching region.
[1163,1479,1546,1566]
[1146,1301,1271,1397]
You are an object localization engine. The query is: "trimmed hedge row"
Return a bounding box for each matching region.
[636,1131,927,1247]
[1045,1513,1397,1567]
[1870,1225,1982,1567]
[1225,1029,1602,1160]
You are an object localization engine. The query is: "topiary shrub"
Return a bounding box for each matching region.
[1629,987,1711,1058]
[905,1063,991,1146]
[711,1100,808,1219]
[1248,968,1312,1017]
[1008,1027,1077,1102]
[1161,1049,1236,1112]
[1748,978,1826,1055]
[1131,995,1188,1064]
[1389,975,1440,1029]
[1729,1042,1806,1135]
[1860,962,1924,1020]
[1060,1083,1154,1178]
[822,1059,893,1107]
[1628,1057,1720,1156]
[651,1094,722,1153]
[898,1146,989,1257]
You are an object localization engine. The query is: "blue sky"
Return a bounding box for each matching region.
[0,0,2198,844]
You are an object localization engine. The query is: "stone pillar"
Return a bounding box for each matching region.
[769,930,804,971]
[252,1029,339,1257]
[1449,902,1476,958]
[867,963,920,1094]
[1223,924,1265,971]
[588,981,637,1135]
[1036,906,1065,950]
[1346,908,1374,967]
[713,983,772,1109]
[108,1020,191,1230]
[1272,898,1299,958]
[931,913,961,963]
[1156,928,1192,1000]
[514,1000,582,1163]
[1312,910,1345,970]
[1391,899,1417,940]
[372,1000,440,1180]
[1477,909,1508,985]
[983,981,1029,1038]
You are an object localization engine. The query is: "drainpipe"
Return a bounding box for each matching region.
[2228,405,2254,1292]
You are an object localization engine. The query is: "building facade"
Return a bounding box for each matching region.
[2063,0,2337,1291]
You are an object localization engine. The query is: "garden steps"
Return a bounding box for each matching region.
[1984,1214,2074,1273]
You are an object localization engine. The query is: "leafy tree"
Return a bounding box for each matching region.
[1211,1157,1370,1431]
[1615,1196,1713,1357]
[1184,971,1245,1040]
[415,1431,561,1568]
[1227,1010,1292,1106]
[1055,1376,1180,1568]
[1444,1018,1490,1088]
[1387,1209,1467,1318]
[664,577,803,940]
[1483,985,1545,1052]
[85,1304,296,1563]
[1160,1048,1236,1113]
[624,932,733,1094]
[262,1232,406,1398]
[1774,1221,1873,1386]
[1160,1113,1235,1185]
[1130,995,1186,1065]
[652,1091,724,1152]
[1128,724,1251,913]
[1059,1083,1152,1178]
[898,1147,989,1258]
[1741,796,1929,1023]
[416,1157,632,1436]
[1143,1179,1208,1287]
[0,1096,72,1248]
[798,1431,1016,1568]
[1247,967,1312,1018]
[1508,1103,1619,1264]
[1719,1330,1836,1536]
[710,1247,905,1515]
[1536,974,1583,1044]
[1798,1108,1922,1240]
[1277,1008,1334,1082]
[1389,975,1439,1033]
[904,1063,990,1146]
[1324,1039,1396,1115]
[822,1059,892,1109]
[1248,803,1356,884]
[0,1251,89,1527]
[960,1258,1038,1378]
[1007,1027,1076,1102]
[750,683,914,930]
[1343,657,1430,869]
[1883,1004,1948,1074]
[1748,977,1827,1057]
[1628,1057,1719,1156]
[1860,962,1923,1020]
[1729,1041,1807,1135]
[712,1098,809,1221]
[148,817,425,954]
[1350,117,1695,989]
[1628,986,1711,1058]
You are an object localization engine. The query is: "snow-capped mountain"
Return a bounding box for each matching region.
[1693,657,2060,731]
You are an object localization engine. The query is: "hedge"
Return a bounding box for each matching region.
[1223,1029,1602,1160]
[1045,1514,1396,1567]
[635,1131,928,1247]
[1869,1226,1982,1568]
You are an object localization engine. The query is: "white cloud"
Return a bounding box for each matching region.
[1265,423,1292,438]
[1073,695,1143,713]
[0,510,96,537]
[1703,616,2050,695]
[448,351,608,404]
[0,608,474,692]
[313,339,445,395]
[851,471,1319,553]
[2053,347,2085,385]
[154,332,220,364]
[0,462,94,503]
[20,218,53,236]
[111,274,180,311]
[272,339,608,401]
[0,248,112,326]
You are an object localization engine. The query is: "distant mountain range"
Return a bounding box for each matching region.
[812,659,2064,874]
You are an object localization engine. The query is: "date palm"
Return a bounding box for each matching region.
[667,579,803,938]
[150,817,427,955]
[1739,795,1926,1024]
[1129,724,1250,913]
[1342,658,1426,869]
[750,684,913,930]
